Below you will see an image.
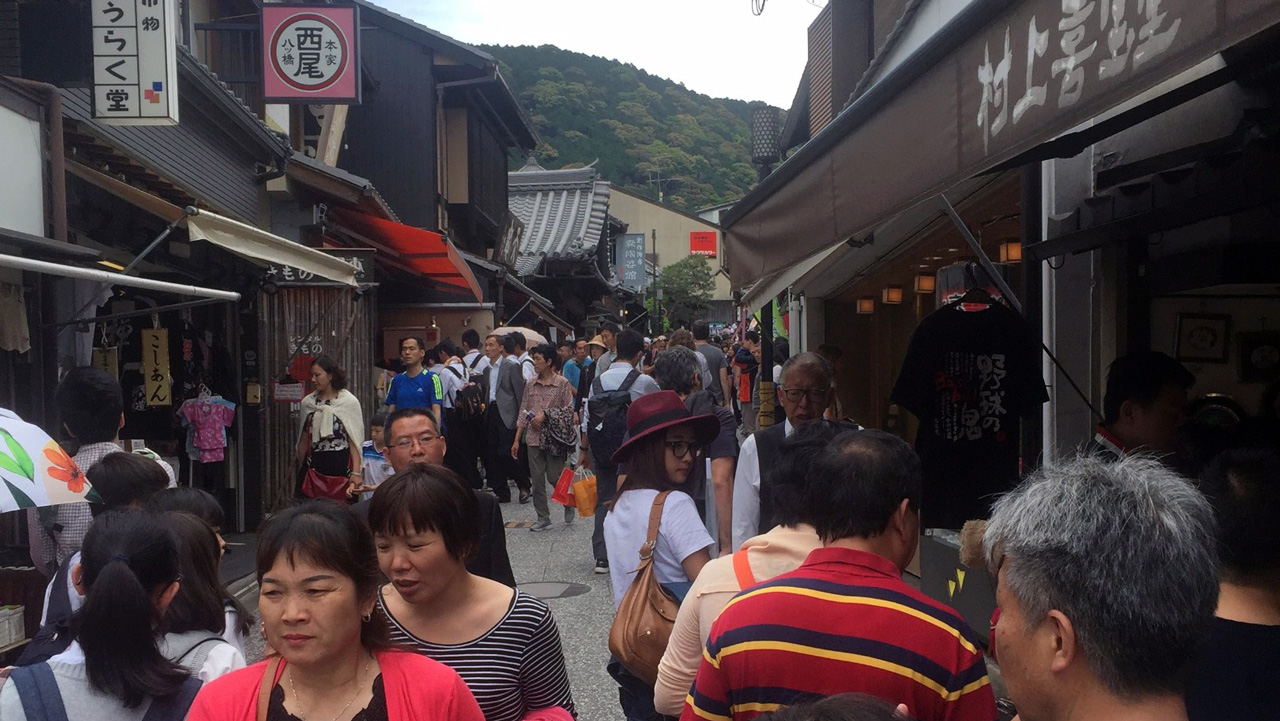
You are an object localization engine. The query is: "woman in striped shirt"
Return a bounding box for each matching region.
[368,464,576,721]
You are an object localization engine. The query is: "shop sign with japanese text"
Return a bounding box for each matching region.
[614,233,647,290]
[262,5,361,103]
[91,0,179,124]
[141,329,171,406]
[689,231,717,257]
[266,248,373,286]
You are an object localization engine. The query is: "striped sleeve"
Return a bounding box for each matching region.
[681,630,734,721]
[518,603,577,717]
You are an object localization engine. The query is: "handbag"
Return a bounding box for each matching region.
[301,458,351,501]
[608,490,680,686]
[551,466,575,506]
[570,467,597,517]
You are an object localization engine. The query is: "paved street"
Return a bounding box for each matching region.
[231,491,622,720]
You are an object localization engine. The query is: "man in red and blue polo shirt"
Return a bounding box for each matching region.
[682,429,995,721]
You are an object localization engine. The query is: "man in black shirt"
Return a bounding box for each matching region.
[1186,445,1280,721]
[1087,351,1195,460]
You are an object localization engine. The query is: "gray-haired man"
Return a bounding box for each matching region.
[984,455,1219,721]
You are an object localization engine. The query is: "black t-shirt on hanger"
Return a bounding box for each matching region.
[891,300,1048,529]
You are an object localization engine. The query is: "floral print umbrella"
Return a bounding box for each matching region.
[0,407,99,512]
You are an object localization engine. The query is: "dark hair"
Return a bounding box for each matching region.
[367,464,480,562]
[56,367,123,444]
[530,342,560,371]
[160,512,230,635]
[507,331,527,352]
[436,339,459,359]
[612,432,683,505]
[745,330,760,345]
[1103,351,1195,425]
[461,329,481,350]
[1198,446,1280,577]
[616,329,645,360]
[75,511,188,708]
[88,453,170,513]
[557,339,575,352]
[761,693,907,721]
[311,354,348,391]
[802,429,922,541]
[601,321,621,336]
[146,487,224,529]
[255,500,391,650]
[774,337,791,364]
[145,491,251,637]
[386,406,440,437]
[769,420,857,527]
[668,329,696,351]
[499,333,517,355]
[369,411,388,430]
[399,336,427,354]
[692,320,711,341]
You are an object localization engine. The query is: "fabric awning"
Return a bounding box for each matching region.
[723,0,1280,290]
[332,209,484,302]
[740,243,842,314]
[186,210,359,287]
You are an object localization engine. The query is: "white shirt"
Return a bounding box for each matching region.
[605,489,714,608]
[580,360,661,433]
[462,349,491,375]
[486,357,503,403]
[431,360,466,408]
[516,352,537,381]
[730,419,795,550]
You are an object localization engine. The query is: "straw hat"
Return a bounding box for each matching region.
[611,391,721,465]
[587,335,608,350]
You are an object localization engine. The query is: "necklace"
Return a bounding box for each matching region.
[286,654,373,721]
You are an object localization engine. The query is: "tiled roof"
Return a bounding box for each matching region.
[508,158,611,276]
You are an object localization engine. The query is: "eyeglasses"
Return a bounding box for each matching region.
[664,441,703,459]
[778,388,830,404]
[391,433,442,449]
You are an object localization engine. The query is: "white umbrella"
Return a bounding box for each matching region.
[0,408,99,512]
[490,326,549,346]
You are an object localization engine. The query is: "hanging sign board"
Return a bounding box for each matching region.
[91,0,179,124]
[690,231,717,257]
[91,347,119,378]
[615,233,647,290]
[262,5,361,103]
[266,248,374,286]
[142,329,172,406]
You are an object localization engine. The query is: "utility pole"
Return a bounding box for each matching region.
[650,228,658,335]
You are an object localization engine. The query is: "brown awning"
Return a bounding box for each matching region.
[724,0,1280,290]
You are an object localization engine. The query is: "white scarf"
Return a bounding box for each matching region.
[299,388,366,449]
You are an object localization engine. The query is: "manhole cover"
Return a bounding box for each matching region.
[505,521,534,528]
[518,582,592,600]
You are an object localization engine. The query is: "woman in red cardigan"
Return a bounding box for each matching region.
[188,500,483,721]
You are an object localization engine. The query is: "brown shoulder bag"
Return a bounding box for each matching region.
[608,490,681,686]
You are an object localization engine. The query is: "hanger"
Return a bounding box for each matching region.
[951,261,995,308]
[198,382,213,400]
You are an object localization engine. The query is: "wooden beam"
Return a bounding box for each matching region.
[316,105,349,167]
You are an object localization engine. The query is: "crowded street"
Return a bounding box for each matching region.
[2,0,1280,720]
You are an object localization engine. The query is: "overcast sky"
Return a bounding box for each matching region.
[376,0,824,108]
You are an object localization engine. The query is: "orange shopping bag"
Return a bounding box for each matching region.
[551,466,575,506]
[570,466,597,518]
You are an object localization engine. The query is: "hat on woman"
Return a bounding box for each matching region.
[611,390,721,465]
[587,335,608,349]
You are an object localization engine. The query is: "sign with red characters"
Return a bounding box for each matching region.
[262,4,361,103]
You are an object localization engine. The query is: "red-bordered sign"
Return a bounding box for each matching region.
[262,5,360,103]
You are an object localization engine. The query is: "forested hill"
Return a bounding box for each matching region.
[481,44,769,213]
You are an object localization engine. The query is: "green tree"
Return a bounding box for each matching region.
[657,255,715,327]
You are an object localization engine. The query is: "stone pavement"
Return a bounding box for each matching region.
[230,490,625,720]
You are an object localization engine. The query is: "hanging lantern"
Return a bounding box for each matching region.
[881,286,904,305]
[856,297,875,314]
[914,274,936,294]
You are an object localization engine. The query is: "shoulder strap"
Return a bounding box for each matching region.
[173,635,224,665]
[45,554,74,624]
[732,549,756,589]
[469,354,483,370]
[256,657,283,721]
[10,663,68,721]
[619,369,641,393]
[446,365,464,379]
[640,491,672,559]
[141,677,203,721]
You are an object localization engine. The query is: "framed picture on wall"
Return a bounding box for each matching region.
[1175,313,1231,363]
[1239,331,1280,383]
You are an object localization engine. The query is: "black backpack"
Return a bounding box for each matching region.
[587,370,641,466]
[452,355,487,422]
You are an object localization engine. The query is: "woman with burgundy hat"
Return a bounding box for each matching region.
[603,390,719,720]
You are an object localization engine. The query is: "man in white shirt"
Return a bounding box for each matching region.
[445,330,490,491]
[510,331,538,382]
[460,328,491,376]
[731,352,835,550]
[581,329,660,572]
[595,321,620,374]
[430,340,466,411]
